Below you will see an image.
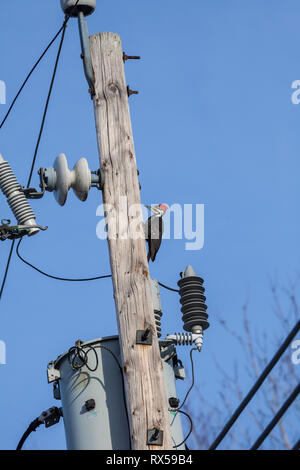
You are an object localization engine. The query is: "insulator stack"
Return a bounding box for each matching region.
[169,332,194,346]
[0,155,39,236]
[178,266,209,332]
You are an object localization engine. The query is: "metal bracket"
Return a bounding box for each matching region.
[53,381,61,400]
[47,361,61,384]
[159,342,177,362]
[21,168,46,200]
[0,219,47,241]
[91,168,104,190]
[147,428,163,446]
[136,328,153,345]
[78,11,95,97]
[38,407,62,428]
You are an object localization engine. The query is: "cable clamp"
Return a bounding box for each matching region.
[0,220,47,241]
[38,406,63,428]
[21,168,47,199]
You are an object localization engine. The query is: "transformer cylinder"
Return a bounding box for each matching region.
[54,336,185,450]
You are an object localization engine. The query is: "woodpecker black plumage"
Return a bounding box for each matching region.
[144,204,168,262]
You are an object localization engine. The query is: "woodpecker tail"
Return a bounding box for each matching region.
[147,251,151,262]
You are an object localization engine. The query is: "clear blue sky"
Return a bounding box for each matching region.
[0,0,299,449]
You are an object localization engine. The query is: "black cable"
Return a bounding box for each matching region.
[68,345,99,372]
[0,28,64,130]
[172,409,193,449]
[0,1,80,300]
[177,348,197,411]
[16,418,41,450]
[209,320,300,450]
[16,238,112,282]
[17,406,62,450]
[16,239,174,291]
[0,0,80,130]
[250,383,300,450]
[158,281,179,293]
[26,23,67,187]
[0,239,15,299]
[292,438,300,450]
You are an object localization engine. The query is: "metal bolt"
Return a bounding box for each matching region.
[127,86,139,97]
[123,52,141,62]
[142,328,151,341]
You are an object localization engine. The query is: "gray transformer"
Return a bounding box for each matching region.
[50,336,185,450]
[60,0,96,17]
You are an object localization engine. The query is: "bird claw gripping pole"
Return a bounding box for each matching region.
[0,154,47,239]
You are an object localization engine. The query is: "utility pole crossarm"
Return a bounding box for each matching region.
[90,32,173,450]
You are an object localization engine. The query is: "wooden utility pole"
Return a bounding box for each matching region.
[90,32,173,450]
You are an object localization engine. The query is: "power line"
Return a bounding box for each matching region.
[250,383,300,450]
[158,281,179,293]
[0,5,78,301]
[177,348,197,411]
[0,27,64,130]
[0,0,80,130]
[26,21,67,187]
[16,238,112,282]
[209,320,300,450]
[16,238,179,290]
[0,240,15,299]
[173,409,193,449]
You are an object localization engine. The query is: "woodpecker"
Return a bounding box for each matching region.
[144,204,168,262]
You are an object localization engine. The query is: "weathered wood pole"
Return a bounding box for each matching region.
[90,32,173,450]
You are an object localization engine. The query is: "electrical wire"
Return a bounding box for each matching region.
[177,347,197,411]
[172,409,193,449]
[0,1,81,299]
[158,281,179,293]
[17,406,62,450]
[250,382,300,450]
[209,320,300,450]
[16,418,41,450]
[16,238,112,282]
[0,28,64,130]
[0,239,15,299]
[68,345,99,372]
[0,0,80,130]
[16,239,176,290]
[26,22,67,187]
